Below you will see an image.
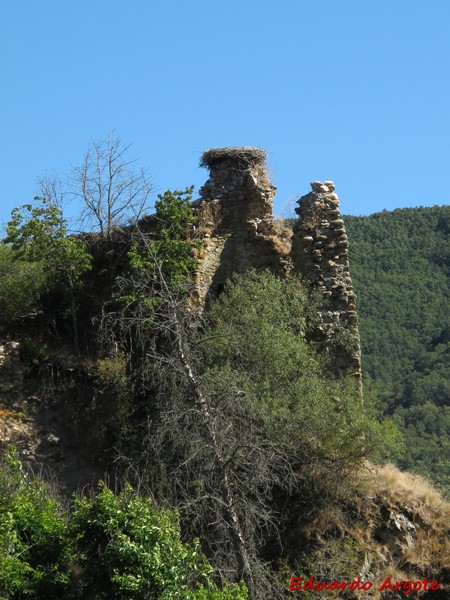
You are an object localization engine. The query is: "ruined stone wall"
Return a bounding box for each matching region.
[192,147,362,381]
[190,147,292,309]
[290,182,362,381]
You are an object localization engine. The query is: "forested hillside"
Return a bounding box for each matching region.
[345,205,450,492]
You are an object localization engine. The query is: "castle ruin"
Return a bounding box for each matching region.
[191,146,362,381]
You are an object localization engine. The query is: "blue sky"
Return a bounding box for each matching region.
[1,0,450,229]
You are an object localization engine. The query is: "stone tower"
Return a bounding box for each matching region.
[190,147,292,308]
[290,181,362,381]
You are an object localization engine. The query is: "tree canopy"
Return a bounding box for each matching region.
[345,205,450,491]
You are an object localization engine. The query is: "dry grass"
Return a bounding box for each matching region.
[359,463,450,575]
[0,404,21,420]
[290,464,450,599]
[366,463,450,526]
[265,234,292,256]
[267,220,293,253]
[200,146,267,169]
[405,527,450,572]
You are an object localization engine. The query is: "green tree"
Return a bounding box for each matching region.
[200,271,389,467]
[4,198,92,353]
[128,187,199,289]
[0,452,247,599]
[0,246,46,331]
[72,482,247,600]
[0,450,72,599]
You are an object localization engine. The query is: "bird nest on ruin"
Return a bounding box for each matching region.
[200,146,267,169]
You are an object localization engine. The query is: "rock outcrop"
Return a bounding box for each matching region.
[0,341,100,493]
[291,463,450,598]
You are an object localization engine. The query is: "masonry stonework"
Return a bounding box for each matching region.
[192,147,362,381]
[291,181,362,381]
[190,147,292,309]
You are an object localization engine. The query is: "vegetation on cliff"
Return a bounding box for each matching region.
[0,138,448,597]
[0,196,398,597]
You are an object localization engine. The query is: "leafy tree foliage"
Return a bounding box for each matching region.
[129,187,199,288]
[3,198,92,352]
[201,271,400,458]
[200,271,369,463]
[72,483,247,600]
[0,450,71,599]
[0,452,247,600]
[5,198,92,291]
[0,247,46,330]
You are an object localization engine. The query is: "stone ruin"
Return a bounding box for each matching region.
[190,147,292,309]
[291,181,362,382]
[190,146,362,381]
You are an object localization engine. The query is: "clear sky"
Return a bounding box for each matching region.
[1,0,450,229]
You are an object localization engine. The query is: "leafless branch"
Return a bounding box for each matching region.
[70,131,153,238]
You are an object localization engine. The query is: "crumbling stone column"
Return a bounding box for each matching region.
[290,181,362,382]
[191,147,291,308]
[197,146,276,231]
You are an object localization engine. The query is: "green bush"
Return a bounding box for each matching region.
[0,449,72,599]
[71,482,247,599]
[0,247,46,331]
[96,355,128,389]
[0,453,247,599]
[129,187,199,289]
[3,198,92,352]
[201,271,396,468]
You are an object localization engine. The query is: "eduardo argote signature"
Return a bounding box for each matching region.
[290,575,443,594]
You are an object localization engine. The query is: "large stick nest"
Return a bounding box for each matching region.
[200,146,267,169]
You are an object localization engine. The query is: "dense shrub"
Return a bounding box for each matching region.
[0,247,46,332]
[71,483,247,599]
[0,452,247,599]
[0,450,71,599]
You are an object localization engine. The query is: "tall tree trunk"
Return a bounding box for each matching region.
[169,300,255,597]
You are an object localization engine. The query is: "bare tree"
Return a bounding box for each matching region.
[101,242,300,599]
[72,131,152,238]
[36,171,66,212]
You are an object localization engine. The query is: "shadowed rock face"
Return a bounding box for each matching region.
[0,341,102,494]
[192,148,362,381]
